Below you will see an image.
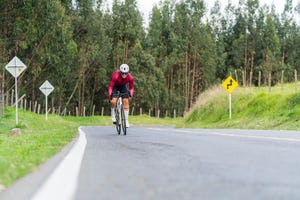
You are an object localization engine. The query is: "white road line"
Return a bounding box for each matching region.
[202,131,300,143]
[31,127,87,200]
[147,127,300,143]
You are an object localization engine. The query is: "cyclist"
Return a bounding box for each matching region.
[108,64,134,128]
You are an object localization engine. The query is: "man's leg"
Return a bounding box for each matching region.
[110,98,117,124]
[123,98,130,127]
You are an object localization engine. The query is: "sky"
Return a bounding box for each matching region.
[103,0,298,26]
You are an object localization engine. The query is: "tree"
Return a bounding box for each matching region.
[262,14,280,85]
[111,0,144,65]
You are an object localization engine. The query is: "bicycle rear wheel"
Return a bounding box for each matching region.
[120,104,127,135]
[115,107,121,135]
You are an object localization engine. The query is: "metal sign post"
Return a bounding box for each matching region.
[39,80,54,120]
[229,93,232,119]
[5,56,27,125]
[221,76,238,119]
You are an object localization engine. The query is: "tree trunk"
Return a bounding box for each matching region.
[244,28,248,86]
[185,52,191,111]
[65,78,80,108]
[80,72,86,116]
[90,78,96,115]
[124,39,129,61]
[190,51,196,108]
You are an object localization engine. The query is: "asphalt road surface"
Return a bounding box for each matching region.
[2,126,300,200]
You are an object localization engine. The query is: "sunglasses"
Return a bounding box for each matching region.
[121,72,128,75]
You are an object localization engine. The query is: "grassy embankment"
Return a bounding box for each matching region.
[185,83,300,130]
[1,82,300,188]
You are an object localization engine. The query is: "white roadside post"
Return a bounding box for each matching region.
[221,76,238,119]
[39,81,54,120]
[5,56,27,125]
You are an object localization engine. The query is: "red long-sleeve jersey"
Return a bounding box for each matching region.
[108,70,134,98]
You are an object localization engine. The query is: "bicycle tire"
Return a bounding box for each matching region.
[121,104,127,135]
[115,106,121,135]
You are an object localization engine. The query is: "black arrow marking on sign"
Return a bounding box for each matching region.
[227,79,233,89]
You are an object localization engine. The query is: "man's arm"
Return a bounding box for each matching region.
[108,75,116,99]
[128,76,134,97]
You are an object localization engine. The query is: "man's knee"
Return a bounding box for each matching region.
[123,98,129,110]
[111,98,117,107]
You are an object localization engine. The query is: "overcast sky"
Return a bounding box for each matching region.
[103,0,298,26]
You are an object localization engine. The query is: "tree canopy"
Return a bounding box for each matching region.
[1,0,300,116]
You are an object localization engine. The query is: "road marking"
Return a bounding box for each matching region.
[31,127,87,200]
[147,128,300,143]
[201,131,300,143]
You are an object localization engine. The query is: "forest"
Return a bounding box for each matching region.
[0,0,300,117]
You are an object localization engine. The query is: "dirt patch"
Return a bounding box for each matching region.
[0,184,6,192]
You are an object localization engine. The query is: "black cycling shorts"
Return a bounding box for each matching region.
[111,85,130,99]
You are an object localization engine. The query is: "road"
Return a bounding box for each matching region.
[1,126,300,200]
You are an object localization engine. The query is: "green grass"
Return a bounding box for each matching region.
[0,109,79,188]
[184,83,300,130]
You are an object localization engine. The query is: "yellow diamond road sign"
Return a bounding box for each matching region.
[222,76,238,93]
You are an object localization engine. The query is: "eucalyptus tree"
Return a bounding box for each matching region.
[170,0,216,112]
[0,0,32,99]
[171,1,190,111]
[146,2,175,115]
[220,2,238,78]
[244,0,260,85]
[30,0,76,111]
[277,0,300,81]
[111,0,144,66]
[210,0,227,81]
[0,0,12,96]
[261,13,280,85]
[187,0,216,107]
[279,0,294,65]
[71,0,112,115]
[146,5,163,66]
[0,0,76,111]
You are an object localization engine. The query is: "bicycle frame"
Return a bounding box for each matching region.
[114,92,127,135]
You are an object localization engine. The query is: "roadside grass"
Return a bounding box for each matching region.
[0,109,79,188]
[184,83,300,130]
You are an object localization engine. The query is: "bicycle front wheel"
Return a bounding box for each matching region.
[115,107,121,135]
[120,104,127,135]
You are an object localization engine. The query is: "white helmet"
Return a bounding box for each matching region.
[120,64,129,73]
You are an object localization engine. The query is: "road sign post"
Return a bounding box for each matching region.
[221,76,238,119]
[5,56,27,125]
[39,80,54,120]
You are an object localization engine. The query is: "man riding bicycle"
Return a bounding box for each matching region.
[108,64,134,128]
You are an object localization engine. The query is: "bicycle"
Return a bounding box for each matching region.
[114,92,127,135]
